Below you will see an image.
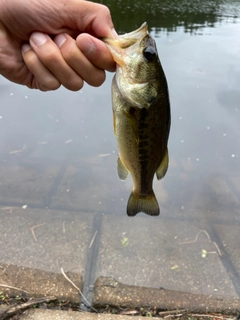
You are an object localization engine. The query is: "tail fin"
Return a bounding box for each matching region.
[127,191,160,216]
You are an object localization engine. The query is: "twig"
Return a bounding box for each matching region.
[89,231,98,249]
[160,311,235,319]
[0,296,56,320]
[60,268,97,312]
[179,229,222,256]
[191,314,235,319]
[159,309,185,316]
[120,309,138,315]
[9,145,26,154]
[29,223,45,242]
[1,207,13,214]
[213,241,222,256]
[164,313,183,318]
[0,284,30,294]
[98,153,111,157]
[179,230,211,244]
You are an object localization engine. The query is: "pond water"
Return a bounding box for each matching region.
[0,0,240,302]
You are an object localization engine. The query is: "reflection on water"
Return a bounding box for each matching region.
[1,0,240,299]
[98,0,240,33]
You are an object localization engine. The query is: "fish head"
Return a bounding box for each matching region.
[104,23,161,109]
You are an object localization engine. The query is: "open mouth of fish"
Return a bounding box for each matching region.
[103,22,149,68]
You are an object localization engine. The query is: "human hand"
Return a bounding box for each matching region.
[0,0,117,91]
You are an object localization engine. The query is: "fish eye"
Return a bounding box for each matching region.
[143,46,156,62]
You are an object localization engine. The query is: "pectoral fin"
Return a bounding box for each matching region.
[113,112,117,135]
[117,156,129,180]
[156,148,169,180]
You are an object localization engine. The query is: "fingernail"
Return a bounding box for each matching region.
[22,44,31,53]
[80,38,95,55]
[31,32,47,46]
[54,34,67,48]
[111,28,119,39]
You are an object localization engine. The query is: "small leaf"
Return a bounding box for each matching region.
[121,237,129,247]
[201,249,208,258]
[170,264,179,270]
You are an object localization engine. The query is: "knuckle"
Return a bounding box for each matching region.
[99,4,111,17]
[43,51,59,65]
[66,78,84,91]
[23,51,38,68]
[60,41,75,62]
[25,49,59,71]
[90,71,106,87]
[40,78,61,91]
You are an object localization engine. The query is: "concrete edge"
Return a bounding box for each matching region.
[0,263,83,304]
[17,309,152,320]
[92,277,240,315]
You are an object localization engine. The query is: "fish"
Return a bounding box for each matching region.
[104,22,171,216]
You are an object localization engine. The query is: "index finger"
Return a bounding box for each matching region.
[76,33,116,72]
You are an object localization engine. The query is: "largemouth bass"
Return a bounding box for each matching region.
[104,22,171,216]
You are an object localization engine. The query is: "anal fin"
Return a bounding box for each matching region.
[117,156,129,180]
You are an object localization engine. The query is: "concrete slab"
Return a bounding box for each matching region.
[215,224,240,273]
[231,176,240,194]
[0,165,60,207]
[50,161,127,214]
[164,172,240,223]
[212,224,240,292]
[18,309,148,320]
[0,207,94,273]
[94,214,237,297]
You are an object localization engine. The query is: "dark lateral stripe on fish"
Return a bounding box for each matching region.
[139,154,149,161]
[139,158,150,192]
[139,148,148,155]
[138,108,148,127]
[138,140,149,148]
[138,114,150,162]
[138,108,151,191]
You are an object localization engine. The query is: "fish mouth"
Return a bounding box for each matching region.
[114,22,148,48]
[103,22,148,67]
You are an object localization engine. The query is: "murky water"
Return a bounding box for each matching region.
[1,0,240,300]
